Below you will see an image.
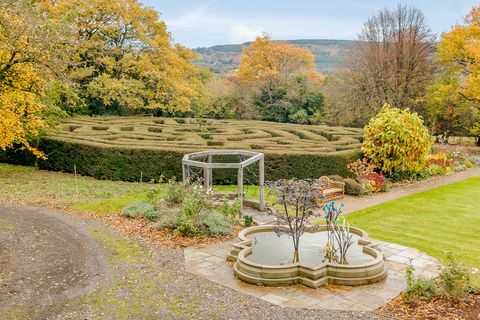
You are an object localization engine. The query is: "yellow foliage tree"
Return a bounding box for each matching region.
[437,6,480,109]
[0,0,67,157]
[238,35,323,87]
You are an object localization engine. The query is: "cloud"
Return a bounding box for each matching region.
[166,7,264,45]
[230,24,263,43]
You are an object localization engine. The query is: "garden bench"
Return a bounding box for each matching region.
[317,176,345,203]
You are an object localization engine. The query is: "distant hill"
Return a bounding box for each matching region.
[193,39,353,75]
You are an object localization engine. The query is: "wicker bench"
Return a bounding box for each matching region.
[318,176,345,203]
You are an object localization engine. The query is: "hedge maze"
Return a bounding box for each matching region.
[55,117,363,154]
[1,117,363,182]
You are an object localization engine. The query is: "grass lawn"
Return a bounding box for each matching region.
[0,163,267,216]
[348,176,480,274]
[2,162,479,276]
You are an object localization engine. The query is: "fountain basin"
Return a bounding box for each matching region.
[228,225,386,288]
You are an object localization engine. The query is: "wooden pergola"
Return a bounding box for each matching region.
[182,150,265,211]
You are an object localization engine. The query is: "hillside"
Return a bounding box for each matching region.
[194,39,353,75]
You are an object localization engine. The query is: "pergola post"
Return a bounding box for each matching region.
[259,155,265,211]
[208,154,213,188]
[182,164,189,181]
[237,165,243,210]
[203,165,210,189]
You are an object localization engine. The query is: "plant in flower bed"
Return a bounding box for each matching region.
[121,179,241,237]
[347,158,388,194]
[383,254,479,320]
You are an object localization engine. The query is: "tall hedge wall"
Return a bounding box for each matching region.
[1,138,361,183]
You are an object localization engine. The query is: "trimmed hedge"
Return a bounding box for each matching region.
[1,138,361,183]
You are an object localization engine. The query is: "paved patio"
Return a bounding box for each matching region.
[184,238,438,311]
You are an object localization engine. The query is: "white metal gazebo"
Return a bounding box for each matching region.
[182,150,265,211]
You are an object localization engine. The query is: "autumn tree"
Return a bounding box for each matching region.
[40,0,210,115]
[429,6,480,144]
[0,0,69,157]
[325,5,435,126]
[238,35,325,123]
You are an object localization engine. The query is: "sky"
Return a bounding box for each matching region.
[141,0,478,48]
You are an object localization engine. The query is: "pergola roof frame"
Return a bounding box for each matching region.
[182,150,265,211]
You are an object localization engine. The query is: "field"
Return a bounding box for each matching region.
[54,116,363,154]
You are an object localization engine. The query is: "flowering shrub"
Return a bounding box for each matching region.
[347,159,387,194]
[347,158,375,181]
[367,172,387,192]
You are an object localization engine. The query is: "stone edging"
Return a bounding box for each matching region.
[228,225,387,288]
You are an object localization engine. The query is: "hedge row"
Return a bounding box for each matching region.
[1,138,361,183]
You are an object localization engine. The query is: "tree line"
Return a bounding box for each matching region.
[1,1,480,156]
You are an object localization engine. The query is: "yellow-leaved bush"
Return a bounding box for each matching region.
[363,104,432,174]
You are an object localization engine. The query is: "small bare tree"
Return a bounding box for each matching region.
[267,179,323,263]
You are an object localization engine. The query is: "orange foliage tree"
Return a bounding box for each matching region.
[238,35,323,87]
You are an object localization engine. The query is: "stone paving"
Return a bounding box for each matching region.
[184,237,439,311]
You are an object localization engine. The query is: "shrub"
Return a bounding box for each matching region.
[363,104,432,175]
[1,137,362,182]
[220,197,241,223]
[164,179,190,204]
[244,215,253,227]
[121,200,156,219]
[347,158,387,193]
[250,144,266,150]
[153,207,178,229]
[120,126,134,131]
[92,125,109,131]
[425,164,447,177]
[203,211,232,236]
[288,109,309,124]
[404,265,437,301]
[347,158,375,181]
[343,178,363,195]
[438,254,472,302]
[426,152,453,168]
[468,155,480,166]
[207,140,224,146]
[176,212,199,236]
[368,172,387,192]
[148,127,163,133]
[181,187,212,218]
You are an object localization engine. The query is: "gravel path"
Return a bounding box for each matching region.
[0,205,393,319]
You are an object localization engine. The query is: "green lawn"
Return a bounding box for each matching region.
[0,163,268,215]
[1,162,479,275]
[348,176,480,272]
